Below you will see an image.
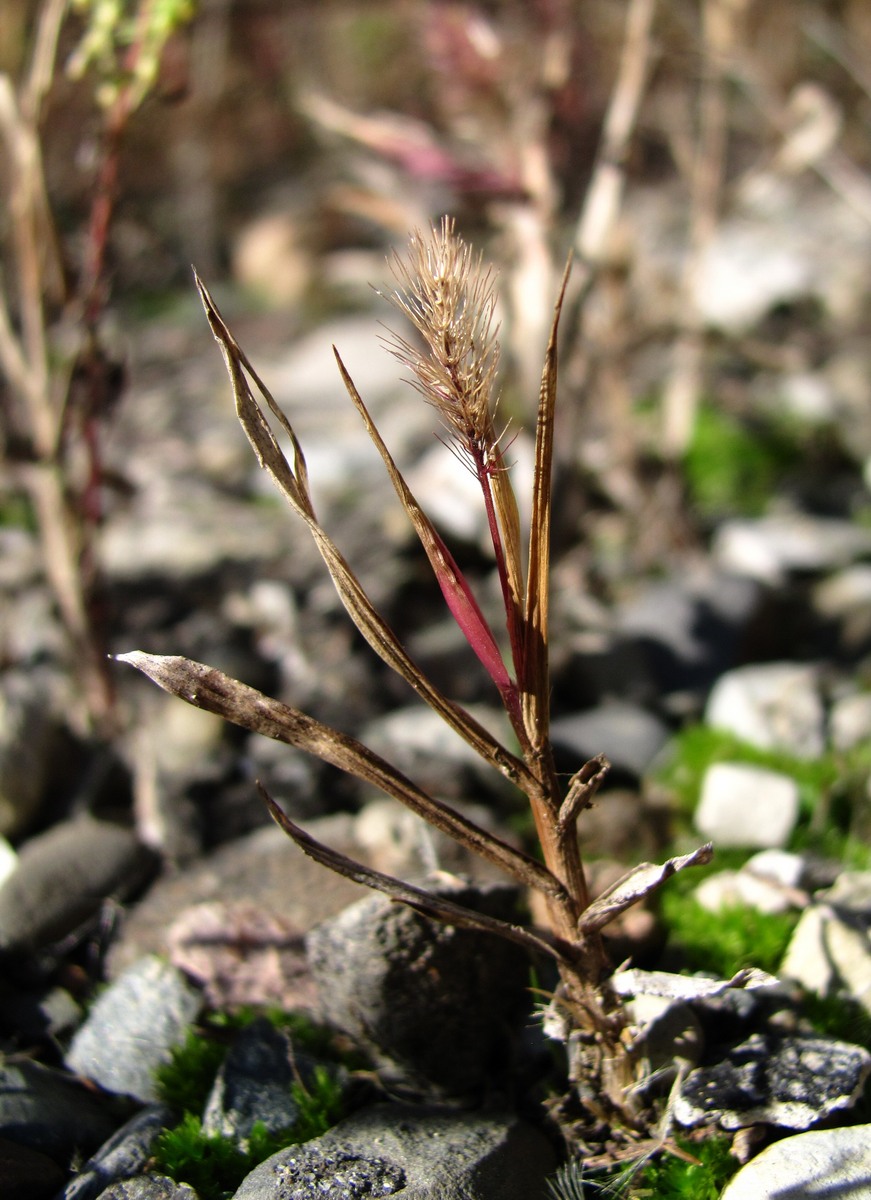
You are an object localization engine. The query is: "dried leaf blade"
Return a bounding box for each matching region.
[522,257,571,746]
[116,651,563,898]
[264,789,567,963]
[578,843,714,933]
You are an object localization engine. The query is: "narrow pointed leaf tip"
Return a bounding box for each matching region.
[333,347,517,714]
[578,843,714,934]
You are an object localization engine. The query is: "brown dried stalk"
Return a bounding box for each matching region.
[120,221,711,1140]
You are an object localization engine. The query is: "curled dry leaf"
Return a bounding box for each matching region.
[578,844,715,934]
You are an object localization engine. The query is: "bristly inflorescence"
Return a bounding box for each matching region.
[384,216,508,476]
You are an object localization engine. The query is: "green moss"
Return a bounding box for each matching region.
[153,1113,253,1199]
[660,890,799,977]
[800,991,871,1051]
[154,1026,229,1115]
[288,1064,346,1141]
[152,1009,350,1197]
[0,491,37,531]
[683,404,804,519]
[154,1007,360,1118]
[153,1065,346,1198]
[547,1137,737,1199]
[636,1136,737,1199]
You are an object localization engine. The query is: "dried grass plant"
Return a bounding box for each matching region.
[119,218,711,1154]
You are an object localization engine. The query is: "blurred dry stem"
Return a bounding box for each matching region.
[121,222,712,1151]
[0,0,114,729]
[0,0,195,732]
[661,0,741,459]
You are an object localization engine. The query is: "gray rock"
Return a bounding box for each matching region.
[615,567,761,700]
[0,1133,66,1200]
[0,1057,124,1164]
[695,763,799,849]
[231,1103,556,1200]
[65,956,202,1102]
[0,815,157,953]
[705,662,825,759]
[743,849,807,889]
[694,850,808,916]
[202,1018,304,1141]
[712,515,871,585]
[781,895,871,1012]
[0,667,67,838]
[94,1176,199,1199]
[814,564,871,622]
[720,1124,871,1200]
[549,701,671,780]
[674,1032,871,1130]
[691,180,871,334]
[107,818,374,978]
[821,870,871,916]
[60,1104,175,1200]
[101,473,292,581]
[306,880,531,1098]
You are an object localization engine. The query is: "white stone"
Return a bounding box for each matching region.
[744,848,806,888]
[695,762,799,848]
[0,837,16,889]
[720,1125,871,1200]
[781,904,871,1013]
[694,868,794,915]
[814,565,871,619]
[694,220,811,332]
[705,662,825,759]
[405,433,535,549]
[712,515,871,585]
[830,692,871,752]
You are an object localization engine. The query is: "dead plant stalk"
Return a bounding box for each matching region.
[119,219,711,1140]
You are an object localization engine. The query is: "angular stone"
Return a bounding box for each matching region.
[59,1104,175,1200]
[306,880,531,1099]
[705,662,825,759]
[713,516,871,585]
[695,763,799,848]
[675,1032,871,1130]
[232,1103,556,1200]
[202,1018,303,1141]
[65,956,202,1102]
[0,1133,66,1200]
[0,815,157,953]
[95,1176,199,1199]
[0,1058,124,1165]
[550,701,671,780]
[781,903,871,1012]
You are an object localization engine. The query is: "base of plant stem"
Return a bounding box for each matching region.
[544,1085,660,1168]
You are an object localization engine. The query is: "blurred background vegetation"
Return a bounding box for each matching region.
[2,0,871,731]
